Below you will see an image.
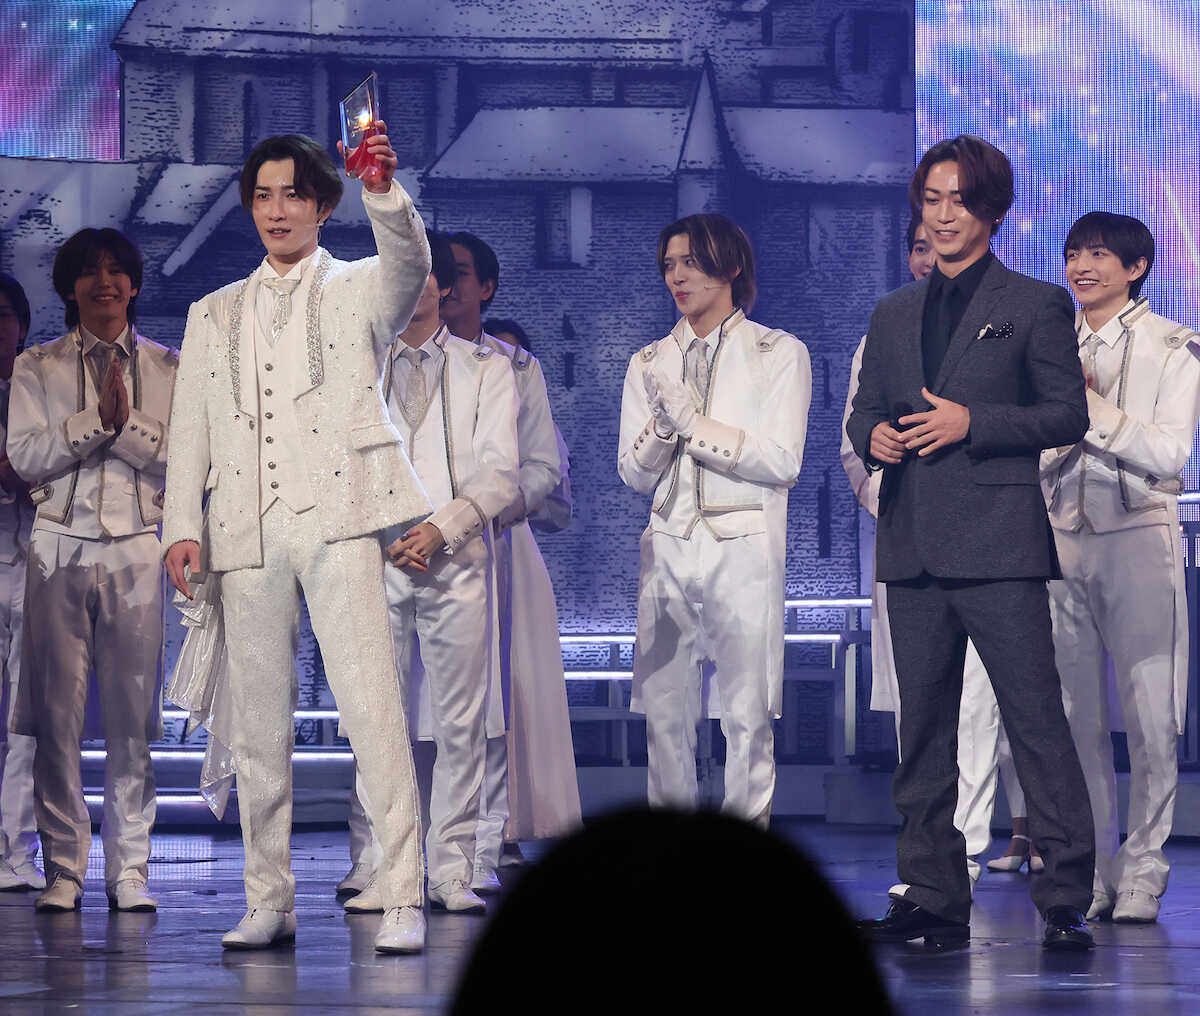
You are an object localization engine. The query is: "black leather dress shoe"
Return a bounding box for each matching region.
[856,899,969,950]
[1042,905,1095,951]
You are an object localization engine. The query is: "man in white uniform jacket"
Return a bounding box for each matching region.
[618,213,811,828]
[1041,212,1200,924]
[162,132,433,953]
[9,230,175,914]
[442,233,575,890]
[343,230,518,917]
[0,274,42,893]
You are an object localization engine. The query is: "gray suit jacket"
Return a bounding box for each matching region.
[845,257,1087,581]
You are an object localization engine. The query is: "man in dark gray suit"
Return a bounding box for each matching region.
[847,135,1096,951]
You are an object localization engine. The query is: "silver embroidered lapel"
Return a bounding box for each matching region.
[305,249,332,389]
[228,278,250,413]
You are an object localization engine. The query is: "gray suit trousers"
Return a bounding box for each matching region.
[887,575,1094,923]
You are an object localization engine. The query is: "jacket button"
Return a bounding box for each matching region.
[270,481,279,490]
[723,450,731,457]
[265,412,274,420]
[265,363,274,371]
[264,388,273,396]
[130,424,138,432]
[698,441,706,448]
[151,435,158,442]
[268,461,276,469]
[265,436,274,444]
[72,439,80,446]
[1098,431,1107,439]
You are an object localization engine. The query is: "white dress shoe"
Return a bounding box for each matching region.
[1113,889,1160,923]
[12,860,46,890]
[470,866,502,895]
[337,863,373,896]
[429,879,486,914]
[343,877,385,913]
[107,879,158,912]
[221,909,297,949]
[374,906,426,954]
[887,883,909,901]
[35,875,82,912]
[0,862,29,892]
[1086,892,1115,921]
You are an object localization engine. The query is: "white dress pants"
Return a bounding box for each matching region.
[220,503,423,911]
[0,553,38,868]
[475,529,513,874]
[21,530,161,888]
[348,541,490,889]
[635,525,776,828]
[1051,525,1179,898]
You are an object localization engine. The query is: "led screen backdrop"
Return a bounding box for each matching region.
[916,0,1200,329]
[0,1,133,159]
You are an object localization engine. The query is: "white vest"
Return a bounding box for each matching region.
[254,284,316,516]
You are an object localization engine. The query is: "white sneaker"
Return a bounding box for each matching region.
[343,876,385,913]
[222,908,297,949]
[374,906,425,954]
[428,879,486,914]
[337,863,373,896]
[470,866,502,895]
[887,883,909,901]
[12,860,46,890]
[1086,891,1116,922]
[1113,889,1160,923]
[35,874,82,912]
[0,861,28,892]
[107,879,158,912]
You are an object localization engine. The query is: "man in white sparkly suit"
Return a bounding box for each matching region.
[162,130,433,954]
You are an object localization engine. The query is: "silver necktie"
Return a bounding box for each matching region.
[687,336,710,406]
[400,347,428,428]
[1082,333,1102,391]
[262,276,301,346]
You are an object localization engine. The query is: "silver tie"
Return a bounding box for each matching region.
[687,336,710,406]
[400,347,428,428]
[1082,333,1102,391]
[262,276,301,346]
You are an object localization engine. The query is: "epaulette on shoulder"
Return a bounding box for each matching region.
[512,346,533,371]
[755,328,789,352]
[1166,328,1197,350]
[473,345,493,360]
[639,342,658,363]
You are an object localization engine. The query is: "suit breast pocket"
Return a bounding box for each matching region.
[970,457,1038,486]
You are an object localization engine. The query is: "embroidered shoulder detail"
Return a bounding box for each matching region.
[1165,328,1197,350]
[305,249,332,388]
[512,347,532,371]
[473,345,493,360]
[756,329,788,352]
[639,343,658,362]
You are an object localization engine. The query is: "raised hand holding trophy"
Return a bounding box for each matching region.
[339,72,384,187]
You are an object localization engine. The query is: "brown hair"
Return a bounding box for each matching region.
[657,213,757,312]
[53,228,144,329]
[909,134,1015,236]
[239,134,344,214]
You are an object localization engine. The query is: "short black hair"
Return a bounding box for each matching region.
[1063,211,1155,299]
[239,134,343,215]
[657,213,757,312]
[427,229,457,294]
[483,318,531,353]
[52,228,144,329]
[0,273,31,338]
[905,214,926,253]
[910,134,1015,237]
[447,231,500,311]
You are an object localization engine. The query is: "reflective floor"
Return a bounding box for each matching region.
[1,823,1197,1013]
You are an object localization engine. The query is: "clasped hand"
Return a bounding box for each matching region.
[869,387,970,463]
[642,367,696,438]
[387,521,443,572]
[98,357,129,433]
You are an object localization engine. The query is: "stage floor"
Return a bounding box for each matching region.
[0,822,1196,1013]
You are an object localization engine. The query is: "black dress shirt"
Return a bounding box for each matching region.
[921,250,993,386]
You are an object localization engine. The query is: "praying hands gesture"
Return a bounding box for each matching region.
[98,356,129,434]
[388,521,444,572]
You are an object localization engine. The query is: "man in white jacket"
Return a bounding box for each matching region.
[1041,211,1200,924]
[0,274,41,894]
[342,230,518,917]
[9,231,175,914]
[162,131,432,953]
[618,213,811,827]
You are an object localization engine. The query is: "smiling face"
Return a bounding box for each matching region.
[251,158,328,272]
[1065,243,1145,326]
[920,160,995,274]
[661,233,734,336]
[908,223,937,281]
[72,250,138,337]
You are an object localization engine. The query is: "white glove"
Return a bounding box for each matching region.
[647,367,697,439]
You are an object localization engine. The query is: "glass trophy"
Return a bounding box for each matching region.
[339,72,383,185]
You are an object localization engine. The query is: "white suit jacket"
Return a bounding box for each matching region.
[9,330,176,534]
[162,182,434,572]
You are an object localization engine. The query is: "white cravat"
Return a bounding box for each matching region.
[261,277,301,346]
[400,347,429,429]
